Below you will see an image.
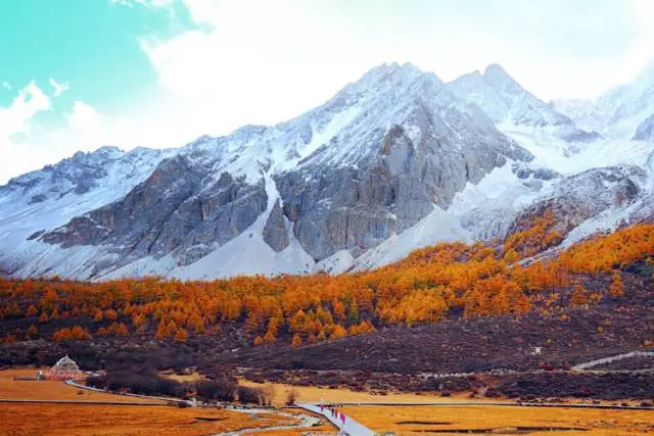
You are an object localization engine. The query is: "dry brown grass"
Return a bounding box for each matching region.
[238,380,491,407]
[0,368,317,436]
[342,405,654,436]
[0,403,295,436]
[0,368,164,404]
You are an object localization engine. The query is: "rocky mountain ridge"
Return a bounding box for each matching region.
[1,61,653,280]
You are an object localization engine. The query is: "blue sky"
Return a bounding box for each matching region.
[1,0,653,183]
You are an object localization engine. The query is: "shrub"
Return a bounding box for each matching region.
[196,378,236,402]
[88,368,188,398]
[238,386,264,405]
[86,375,107,390]
[285,388,298,406]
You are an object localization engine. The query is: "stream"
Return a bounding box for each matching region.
[210,407,321,436]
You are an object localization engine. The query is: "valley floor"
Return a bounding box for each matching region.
[0,368,305,436]
[2,367,653,436]
[0,367,165,404]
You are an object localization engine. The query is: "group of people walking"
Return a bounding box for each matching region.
[319,402,347,427]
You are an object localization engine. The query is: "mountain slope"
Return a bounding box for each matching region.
[556,62,654,140]
[0,147,174,276]
[447,64,599,144]
[1,61,654,280]
[0,63,533,279]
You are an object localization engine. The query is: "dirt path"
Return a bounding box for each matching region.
[572,351,654,371]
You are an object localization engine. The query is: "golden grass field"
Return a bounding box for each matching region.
[3,367,653,436]
[238,378,646,408]
[238,379,490,407]
[0,368,165,403]
[0,403,295,436]
[0,368,305,436]
[342,404,654,436]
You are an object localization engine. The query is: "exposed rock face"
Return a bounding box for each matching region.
[276,135,511,261]
[263,199,290,252]
[43,155,268,268]
[274,70,531,261]
[634,115,654,141]
[35,62,532,273]
[24,61,654,280]
[505,165,647,238]
[3,62,654,280]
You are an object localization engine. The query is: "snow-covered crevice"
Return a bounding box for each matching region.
[297,106,362,162]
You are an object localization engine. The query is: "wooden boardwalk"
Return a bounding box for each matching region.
[299,403,377,436]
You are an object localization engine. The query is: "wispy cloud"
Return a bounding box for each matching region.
[0,82,52,183]
[49,78,70,97]
[111,0,175,9]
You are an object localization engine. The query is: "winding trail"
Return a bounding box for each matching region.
[67,380,322,436]
[572,351,654,371]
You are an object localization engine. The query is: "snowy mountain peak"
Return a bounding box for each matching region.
[447,64,599,145]
[482,63,520,90]
[70,146,124,164]
[555,60,654,140]
[343,62,428,95]
[1,60,652,281]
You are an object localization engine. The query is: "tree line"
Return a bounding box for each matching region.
[1,218,651,346]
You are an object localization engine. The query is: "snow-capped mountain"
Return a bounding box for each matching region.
[1,62,653,280]
[447,64,600,144]
[556,62,654,140]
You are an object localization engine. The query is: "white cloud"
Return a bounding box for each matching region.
[139,0,654,144]
[0,85,117,184]
[2,0,654,184]
[0,82,51,141]
[0,82,53,184]
[68,101,102,130]
[49,78,70,97]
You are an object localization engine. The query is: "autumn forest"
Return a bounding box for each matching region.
[2,213,653,349]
